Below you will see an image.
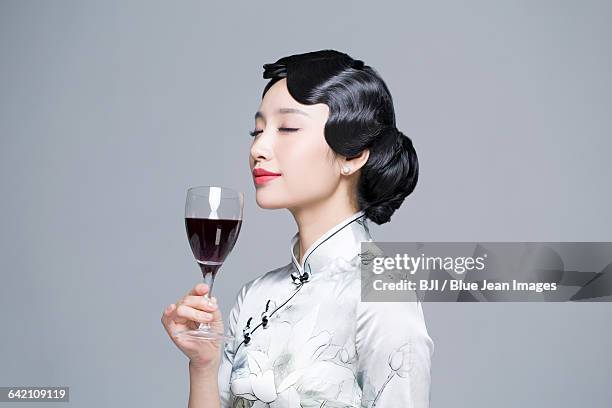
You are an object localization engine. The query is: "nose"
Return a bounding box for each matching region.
[250,130,273,163]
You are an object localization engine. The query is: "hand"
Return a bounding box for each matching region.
[161,283,225,370]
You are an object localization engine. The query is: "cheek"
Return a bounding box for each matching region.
[254,135,340,210]
[278,139,338,195]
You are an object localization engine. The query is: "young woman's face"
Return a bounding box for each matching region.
[249,78,341,211]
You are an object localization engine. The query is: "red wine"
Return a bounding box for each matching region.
[185,218,242,275]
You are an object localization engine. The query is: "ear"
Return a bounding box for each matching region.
[339,149,370,176]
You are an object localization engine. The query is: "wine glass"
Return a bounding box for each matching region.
[173,185,243,342]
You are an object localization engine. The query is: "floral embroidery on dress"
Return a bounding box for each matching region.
[230,304,361,407]
[373,341,412,407]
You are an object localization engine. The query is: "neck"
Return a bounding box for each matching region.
[289,196,360,266]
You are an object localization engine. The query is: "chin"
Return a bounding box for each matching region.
[255,192,290,209]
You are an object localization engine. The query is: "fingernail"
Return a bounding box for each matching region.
[211,296,218,305]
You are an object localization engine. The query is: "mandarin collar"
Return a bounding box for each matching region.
[290,210,372,278]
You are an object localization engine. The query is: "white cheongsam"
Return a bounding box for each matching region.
[218,210,434,408]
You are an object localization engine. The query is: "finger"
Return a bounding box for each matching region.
[177,284,213,316]
[175,303,215,324]
[161,303,176,325]
[181,295,219,312]
[187,283,210,297]
[164,303,176,317]
[164,302,189,325]
[164,308,200,332]
[161,303,183,335]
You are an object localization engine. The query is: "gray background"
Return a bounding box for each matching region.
[1,0,610,407]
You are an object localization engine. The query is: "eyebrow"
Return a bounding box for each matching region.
[254,108,311,121]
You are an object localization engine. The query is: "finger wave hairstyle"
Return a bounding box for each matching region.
[260,49,419,225]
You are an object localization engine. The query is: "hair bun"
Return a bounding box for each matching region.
[360,127,419,225]
[376,126,403,160]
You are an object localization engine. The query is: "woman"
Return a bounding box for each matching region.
[161,49,434,408]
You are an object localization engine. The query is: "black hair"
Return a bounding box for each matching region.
[260,49,419,225]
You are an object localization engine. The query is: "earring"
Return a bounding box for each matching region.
[342,165,351,175]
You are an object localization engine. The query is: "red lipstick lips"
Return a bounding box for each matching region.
[253,168,282,185]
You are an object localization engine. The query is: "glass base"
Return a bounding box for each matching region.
[173,326,234,342]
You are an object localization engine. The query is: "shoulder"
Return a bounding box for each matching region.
[356,290,422,317]
[356,294,432,343]
[355,297,435,370]
[357,292,426,322]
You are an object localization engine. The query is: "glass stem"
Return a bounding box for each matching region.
[202,270,215,297]
[197,268,216,331]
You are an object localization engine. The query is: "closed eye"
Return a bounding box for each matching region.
[249,128,300,137]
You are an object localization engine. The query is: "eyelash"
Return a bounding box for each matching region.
[249,128,299,137]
